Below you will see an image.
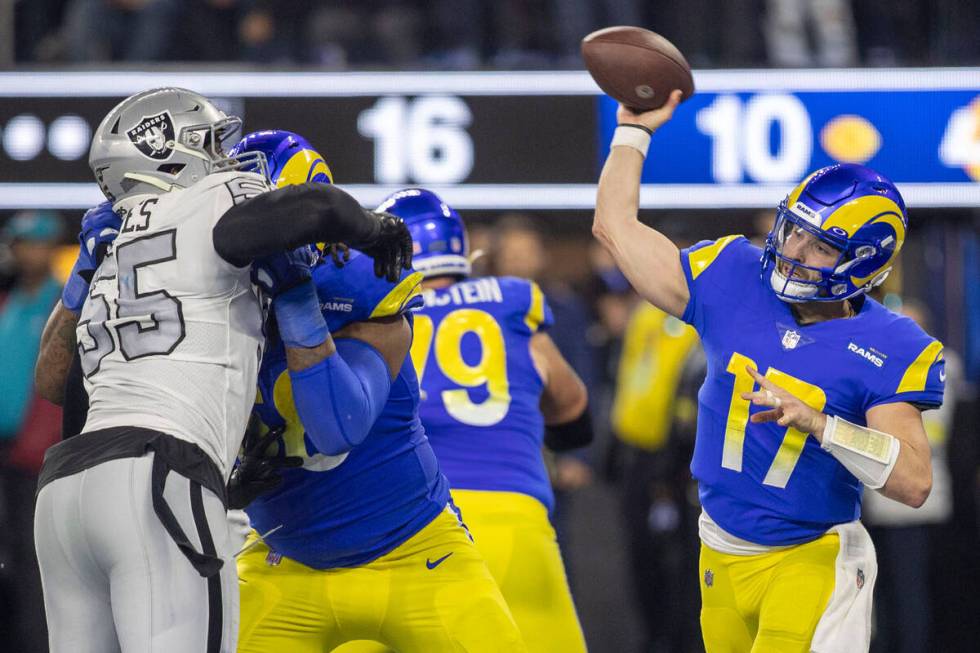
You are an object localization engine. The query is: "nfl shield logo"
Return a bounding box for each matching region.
[856,568,865,590]
[265,551,283,566]
[704,569,714,587]
[127,111,176,160]
[781,329,801,350]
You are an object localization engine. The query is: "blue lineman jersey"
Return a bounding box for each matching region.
[246,250,451,569]
[681,236,945,545]
[412,276,556,511]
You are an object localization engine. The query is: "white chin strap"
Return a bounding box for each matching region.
[415,255,471,279]
[770,268,818,301]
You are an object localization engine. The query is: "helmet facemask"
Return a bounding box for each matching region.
[763,203,886,303]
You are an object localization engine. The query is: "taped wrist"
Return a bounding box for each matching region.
[544,408,594,452]
[289,338,391,456]
[611,124,652,157]
[821,415,900,489]
[273,281,328,348]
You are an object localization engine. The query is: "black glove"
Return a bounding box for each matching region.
[227,427,303,510]
[350,212,414,282]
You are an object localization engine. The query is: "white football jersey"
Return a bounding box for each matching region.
[78,170,270,476]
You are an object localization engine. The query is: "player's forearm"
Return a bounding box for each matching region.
[213,183,380,267]
[878,437,932,508]
[34,302,78,405]
[285,339,335,373]
[289,339,391,456]
[592,147,689,316]
[592,145,644,248]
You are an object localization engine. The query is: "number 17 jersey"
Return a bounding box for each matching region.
[681,236,945,546]
[412,276,556,511]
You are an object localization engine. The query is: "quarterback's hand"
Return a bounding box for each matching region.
[251,245,319,299]
[741,366,828,437]
[350,212,413,283]
[62,201,121,314]
[617,89,683,134]
[227,427,304,510]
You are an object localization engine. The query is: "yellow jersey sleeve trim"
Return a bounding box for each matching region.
[688,235,741,281]
[369,271,424,319]
[524,281,546,332]
[896,340,943,394]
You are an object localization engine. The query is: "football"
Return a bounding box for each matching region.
[581,26,695,111]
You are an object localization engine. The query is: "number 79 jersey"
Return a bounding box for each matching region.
[77,171,268,476]
[681,236,945,546]
[411,276,556,511]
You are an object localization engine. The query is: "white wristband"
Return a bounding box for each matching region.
[821,415,900,489]
[611,124,652,158]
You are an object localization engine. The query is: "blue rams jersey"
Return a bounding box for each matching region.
[682,236,945,546]
[411,276,556,510]
[246,250,451,569]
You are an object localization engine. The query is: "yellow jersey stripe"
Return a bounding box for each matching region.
[369,272,424,319]
[688,235,741,281]
[896,340,943,393]
[524,282,546,332]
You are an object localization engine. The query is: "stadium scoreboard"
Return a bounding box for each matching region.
[0,69,977,210]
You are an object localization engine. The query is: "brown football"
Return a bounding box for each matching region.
[581,26,695,111]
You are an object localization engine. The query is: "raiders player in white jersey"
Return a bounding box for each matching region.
[31,88,412,653]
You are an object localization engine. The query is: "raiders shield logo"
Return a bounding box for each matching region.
[127,111,176,160]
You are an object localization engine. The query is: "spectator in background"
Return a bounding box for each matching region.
[611,300,703,653]
[491,215,599,542]
[853,0,929,65]
[0,211,65,653]
[425,0,484,69]
[552,0,641,66]
[174,0,243,62]
[864,298,959,653]
[490,0,554,68]
[764,0,858,67]
[63,0,179,61]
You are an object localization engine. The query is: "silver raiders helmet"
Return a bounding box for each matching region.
[89,87,263,201]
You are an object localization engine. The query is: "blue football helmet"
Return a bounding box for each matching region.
[228,129,333,188]
[762,163,908,303]
[376,188,470,279]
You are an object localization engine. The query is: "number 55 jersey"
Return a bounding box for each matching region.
[681,236,945,546]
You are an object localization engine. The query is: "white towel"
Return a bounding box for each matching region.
[811,520,878,653]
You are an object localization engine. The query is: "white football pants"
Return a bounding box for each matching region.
[34,453,239,653]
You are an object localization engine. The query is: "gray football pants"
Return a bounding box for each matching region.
[34,454,239,653]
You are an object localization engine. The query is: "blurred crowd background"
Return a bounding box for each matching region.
[2,1,980,653]
[7,0,980,68]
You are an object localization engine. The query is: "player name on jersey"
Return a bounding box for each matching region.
[422,277,503,307]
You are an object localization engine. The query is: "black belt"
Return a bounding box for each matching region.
[38,426,227,578]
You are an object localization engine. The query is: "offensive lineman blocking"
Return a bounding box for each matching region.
[32,89,411,653]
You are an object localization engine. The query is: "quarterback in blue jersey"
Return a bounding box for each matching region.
[376,188,592,653]
[228,132,525,653]
[594,92,943,653]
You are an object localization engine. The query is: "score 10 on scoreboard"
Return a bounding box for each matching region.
[597,69,980,208]
[0,70,977,209]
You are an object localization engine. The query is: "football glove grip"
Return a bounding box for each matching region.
[63,201,120,314]
[227,426,304,510]
[821,415,900,489]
